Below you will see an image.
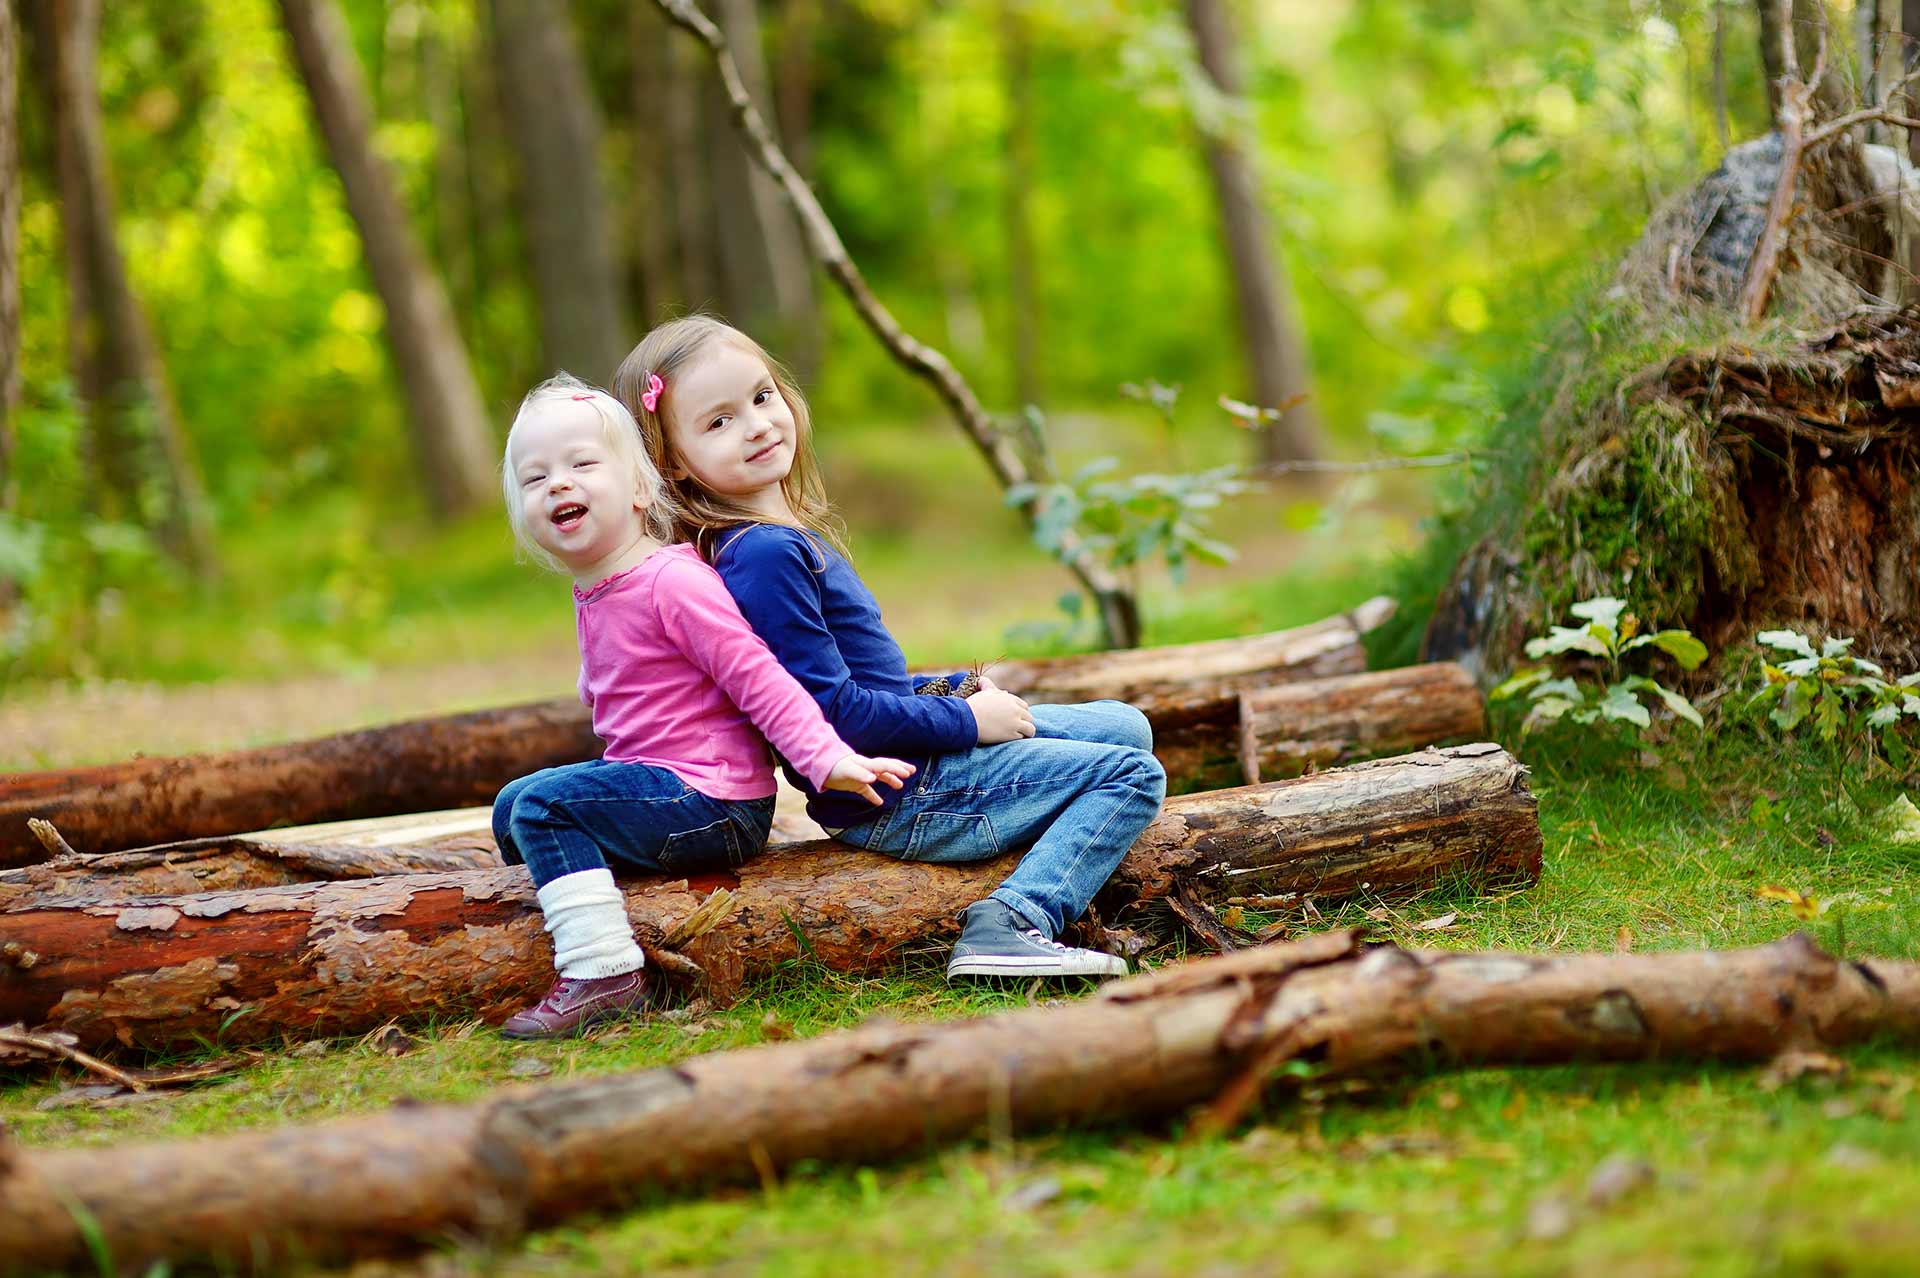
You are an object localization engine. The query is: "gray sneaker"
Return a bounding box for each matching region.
[946,900,1129,980]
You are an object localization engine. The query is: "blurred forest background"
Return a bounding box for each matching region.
[0,0,1779,697]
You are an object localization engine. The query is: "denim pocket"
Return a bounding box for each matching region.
[659,817,743,874]
[902,811,1001,864]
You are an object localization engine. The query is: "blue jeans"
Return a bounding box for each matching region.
[835,700,1166,938]
[492,759,776,889]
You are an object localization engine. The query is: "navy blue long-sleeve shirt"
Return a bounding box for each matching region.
[712,524,977,829]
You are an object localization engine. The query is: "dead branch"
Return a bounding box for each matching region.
[0,932,1912,1274]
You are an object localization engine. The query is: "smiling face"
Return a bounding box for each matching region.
[662,340,799,519]
[507,401,653,579]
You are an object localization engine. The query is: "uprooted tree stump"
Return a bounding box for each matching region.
[0,929,1912,1275]
[0,744,1538,1051]
[1425,127,1920,682]
[0,600,1394,867]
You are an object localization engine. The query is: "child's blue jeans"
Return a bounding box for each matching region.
[833,700,1166,938]
[492,759,776,889]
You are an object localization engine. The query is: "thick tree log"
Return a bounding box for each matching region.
[0,603,1393,867]
[1236,662,1485,783]
[0,833,497,910]
[1,930,1912,1274]
[0,745,1538,1052]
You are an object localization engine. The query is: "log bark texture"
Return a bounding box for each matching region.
[0,603,1392,866]
[1236,662,1485,783]
[1,930,1912,1275]
[0,745,1540,1051]
[0,833,498,910]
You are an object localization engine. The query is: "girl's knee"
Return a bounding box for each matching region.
[1104,701,1155,752]
[1123,748,1167,799]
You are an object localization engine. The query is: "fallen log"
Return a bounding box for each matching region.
[0,600,1394,866]
[1,929,1911,1275]
[2,659,1485,906]
[0,831,498,910]
[0,744,1538,1052]
[1236,662,1485,783]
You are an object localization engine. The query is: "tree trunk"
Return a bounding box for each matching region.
[1182,0,1321,466]
[0,745,1541,1051]
[705,0,816,374]
[31,0,217,571]
[0,601,1393,865]
[1236,662,1485,783]
[1,930,1911,1274]
[0,0,15,535]
[631,3,680,321]
[277,0,497,517]
[1000,0,1042,409]
[0,832,499,909]
[489,0,628,384]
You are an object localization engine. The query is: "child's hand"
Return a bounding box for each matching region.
[824,753,917,806]
[967,687,1036,744]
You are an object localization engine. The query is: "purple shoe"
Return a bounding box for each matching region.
[500,968,655,1040]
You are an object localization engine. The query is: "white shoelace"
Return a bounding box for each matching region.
[1023,929,1075,952]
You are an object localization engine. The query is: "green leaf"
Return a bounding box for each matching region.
[1569,596,1627,630]
[1489,667,1552,702]
[1598,683,1651,728]
[1648,681,1703,728]
[1630,629,1708,670]
[1527,696,1577,725]
[1820,636,1857,659]
[1525,626,1609,659]
[1772,681,1812,732]
[1529,676,1582,702]
[1758,630,1818,659]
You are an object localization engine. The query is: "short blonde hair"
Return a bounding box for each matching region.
[501,372,681,573]
[613,315,847,564]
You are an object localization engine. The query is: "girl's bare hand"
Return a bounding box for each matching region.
[824,753,917,806]
[967,687,1035,744]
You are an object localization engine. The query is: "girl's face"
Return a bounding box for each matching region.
[663,340,798,512]
[509,404,651,574]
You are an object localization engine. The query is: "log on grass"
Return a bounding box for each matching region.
[0,600,1394,867]
[0,744,1538,1052]
[1236,662,1485,783]
[1,929,1913,1275]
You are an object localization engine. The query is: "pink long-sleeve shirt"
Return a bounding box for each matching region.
[573,543,854,799]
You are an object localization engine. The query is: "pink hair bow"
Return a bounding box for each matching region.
[640,373,664,414]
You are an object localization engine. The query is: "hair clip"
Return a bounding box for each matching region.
[641,373,665,413]
[570,393,594,401]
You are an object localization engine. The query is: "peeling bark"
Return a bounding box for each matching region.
[0,604,1393,866]
[0,931,1912,1274]
[0,833,497,909]
[1236,662,1485,783]
[0,746,1539,1052]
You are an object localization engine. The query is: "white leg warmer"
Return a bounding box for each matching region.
[535,868,645,979]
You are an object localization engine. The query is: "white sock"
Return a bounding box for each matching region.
[535,868,645,979]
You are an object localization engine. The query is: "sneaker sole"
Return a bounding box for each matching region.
[946,956,1127,980]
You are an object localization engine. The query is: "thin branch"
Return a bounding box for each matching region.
[650,0,1140,646]
[1247,451,1482,478]
[0,1027,147,1091]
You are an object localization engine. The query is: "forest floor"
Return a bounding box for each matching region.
[4,469,1920,1276]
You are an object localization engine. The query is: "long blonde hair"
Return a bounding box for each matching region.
[613,315,847,565]
[502,373,679,574]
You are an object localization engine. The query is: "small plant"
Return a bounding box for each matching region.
[1490,595,1707,732]
[1748,630,1920,767]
